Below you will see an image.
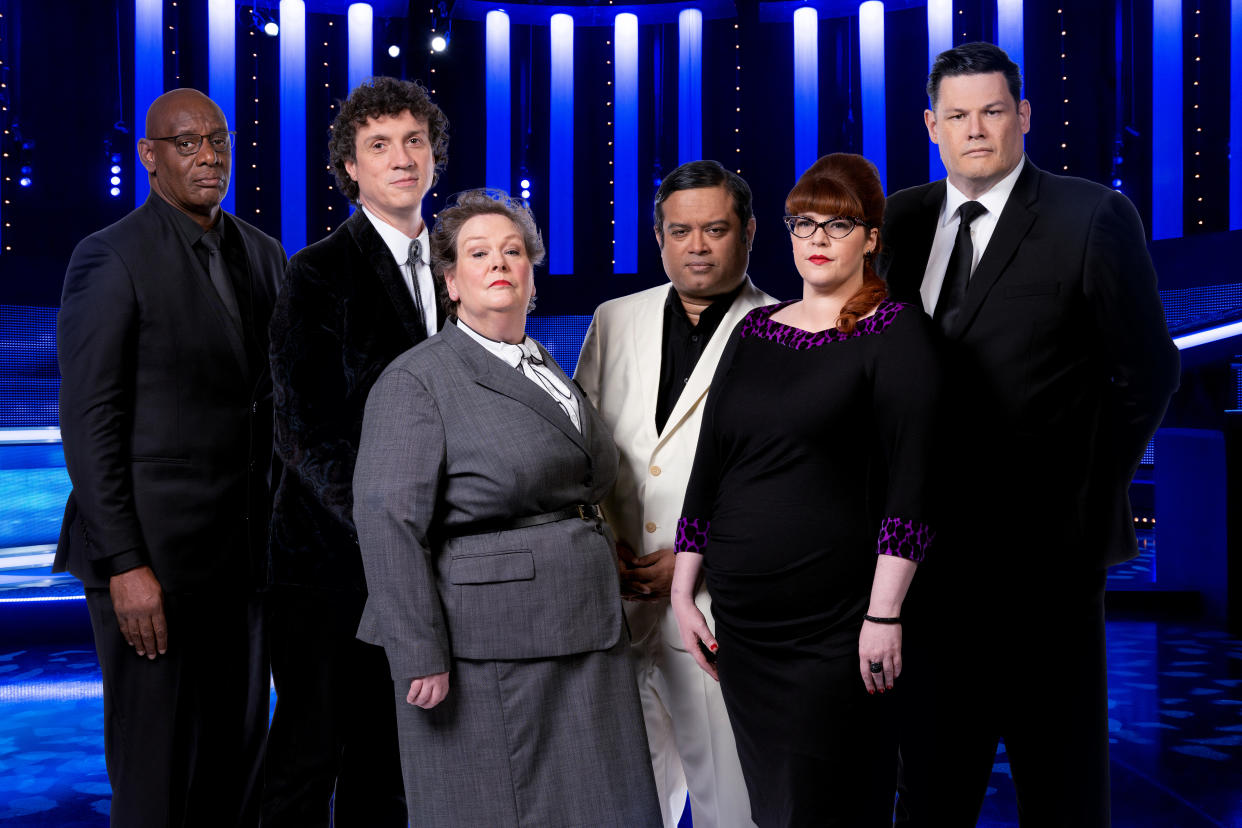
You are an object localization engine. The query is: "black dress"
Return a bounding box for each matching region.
[675,300,940,828]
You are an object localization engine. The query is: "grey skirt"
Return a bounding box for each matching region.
[393,635,661,827]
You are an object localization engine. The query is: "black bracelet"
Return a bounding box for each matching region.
[863,614,901,625]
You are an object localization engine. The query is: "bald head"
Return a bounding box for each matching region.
[138,88,231,230]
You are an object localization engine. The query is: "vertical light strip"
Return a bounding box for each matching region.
[486,10,511,193]
[996,0,1024,94]
[208,0,236,214]
[549,14,574,274]
[1231,0,1242,229]
[134,0,162,206]
[858,1,886,191]
[614,13,638,274]
[279,0,307,254]
[678,8,703,165]
[926,0,951,180]
[1152,0,1182,240]
[347,3,373,93]
[792,6,818,180]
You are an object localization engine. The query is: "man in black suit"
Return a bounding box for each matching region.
[56,88,285,827]
[262,77,448,826]
[879,43,1179,827]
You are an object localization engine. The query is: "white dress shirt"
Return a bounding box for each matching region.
[359,205,437,339]
[920,156,1025,314]
[456,320,582,433]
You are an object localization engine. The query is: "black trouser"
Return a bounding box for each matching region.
[896,566,1110,828]
[87,588,268,828]
[261,586,406,828]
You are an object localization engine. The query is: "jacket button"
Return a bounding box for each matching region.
[251,401,258,414]
[649,465,661,477]
[645,522,657,533]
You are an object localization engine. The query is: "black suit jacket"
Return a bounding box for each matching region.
[55,195,286,592]
[879,159,1179,571]
[267,208,440,590]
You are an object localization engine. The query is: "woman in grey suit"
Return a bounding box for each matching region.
[353,189,661,827]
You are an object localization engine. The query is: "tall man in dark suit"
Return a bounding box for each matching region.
[56,88,285,827]
[879,43,1179,827]
[262,76,448,826]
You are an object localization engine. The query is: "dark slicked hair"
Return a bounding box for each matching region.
[329,77,449,203]
[653,160,753,242]
[927,41,1022,109]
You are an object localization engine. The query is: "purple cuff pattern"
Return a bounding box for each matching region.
[875,517,935,563]
[738,300,907,350]
[675,518,711,554]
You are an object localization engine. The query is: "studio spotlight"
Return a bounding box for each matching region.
[264,20,280,37]
[388,44,401,58]
[431,35,447,52]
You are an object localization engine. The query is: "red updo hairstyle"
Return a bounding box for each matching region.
[785,153,888,334]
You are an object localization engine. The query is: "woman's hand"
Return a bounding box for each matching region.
[858,620,901,694]
[670,551,718,681]
[407,671,450,708]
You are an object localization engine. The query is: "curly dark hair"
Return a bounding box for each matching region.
[429,189,546,318]
[329,77,450,203]
[786,153,887,335]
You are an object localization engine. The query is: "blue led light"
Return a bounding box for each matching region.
[264,20,279,36]
[110,176,121,186]
[110,165,121,175]
[431,35,447,52]
[18,177,31,188]
[110,187,121,197]
[521,189,530,199]
[520,178,531,190]
[388,44,400,58]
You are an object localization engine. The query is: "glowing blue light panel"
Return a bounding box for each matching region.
[1232,0,1242,229]
[793,7,818,180]
[208,0,236,215]
[348,3,374,94]
[859,1,886,191]
[614,13,638,274]
[527,315,592,376]
[996,0,1024,95]
[1152,0,1182,240]
[134,0,162,207]
[926,0,951,180]
[549,14,574,274]
[486,11,511,193]
[280,0,307,254]
[678,8,703,165]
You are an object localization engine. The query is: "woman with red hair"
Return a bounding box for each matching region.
[670,153,940,827]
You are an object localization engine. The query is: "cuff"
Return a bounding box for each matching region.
[674,518,711,554]
[875,517,934,563]
[102,549,149,578]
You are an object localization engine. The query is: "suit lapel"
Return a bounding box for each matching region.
[949,160,1040,338]
[627,287,667,445]
[345,210,428,344]
[443,324,588,453]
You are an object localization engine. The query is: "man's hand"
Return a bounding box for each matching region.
[407,672,450,709]
[109,566,167,659]
[617,544,675,602]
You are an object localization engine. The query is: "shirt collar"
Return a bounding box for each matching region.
[455,319,532,369]
[941,155,1025,227]
[664,279,746,327]
[147,192,225,249]
[359,204,428,267]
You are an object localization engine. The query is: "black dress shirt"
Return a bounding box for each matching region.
[656,282,744,434]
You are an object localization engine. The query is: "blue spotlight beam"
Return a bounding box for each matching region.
[208,0,236,214]
[996,0,1024,96]
[280,0,307,254]
[859,1,886,191]
[486,11,511,193]
[678,8,703,165]
[1173,320,1242,350]
[926,0,951,181]
[348,3,374,93]
[792,7,818,180]
[1152,0,1182,240]
[549,14,574,275]
[614,13,638,274]
[134,0,163,207]
[1232,0,1242,230]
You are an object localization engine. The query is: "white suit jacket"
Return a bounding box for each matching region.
[575,277,776,645]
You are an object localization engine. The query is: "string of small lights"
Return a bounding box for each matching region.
[248,14,262,219]
[734,20,741,174]
[1058,7,1069,173]
[607,25,614,268]
[0,8,11,252]
[321,15,338,233]
[1191,1,1203,229]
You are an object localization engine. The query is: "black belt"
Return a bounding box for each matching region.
[441,504,603,539]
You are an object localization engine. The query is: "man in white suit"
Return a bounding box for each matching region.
[575,160,774,828]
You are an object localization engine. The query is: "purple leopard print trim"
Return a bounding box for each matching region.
[875,516,934,562]
[675,518,711,554]
[738,300,907,349]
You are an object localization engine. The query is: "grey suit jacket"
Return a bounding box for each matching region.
[353,323,622,681]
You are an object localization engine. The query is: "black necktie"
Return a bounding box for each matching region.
[934,200,987,334]
[199,230,242,333]
[407,238,428,333]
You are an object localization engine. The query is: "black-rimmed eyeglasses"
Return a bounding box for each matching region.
[148,131,236,157]
[783,215,870,239]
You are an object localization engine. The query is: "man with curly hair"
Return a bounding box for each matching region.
[263,76,449,827]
